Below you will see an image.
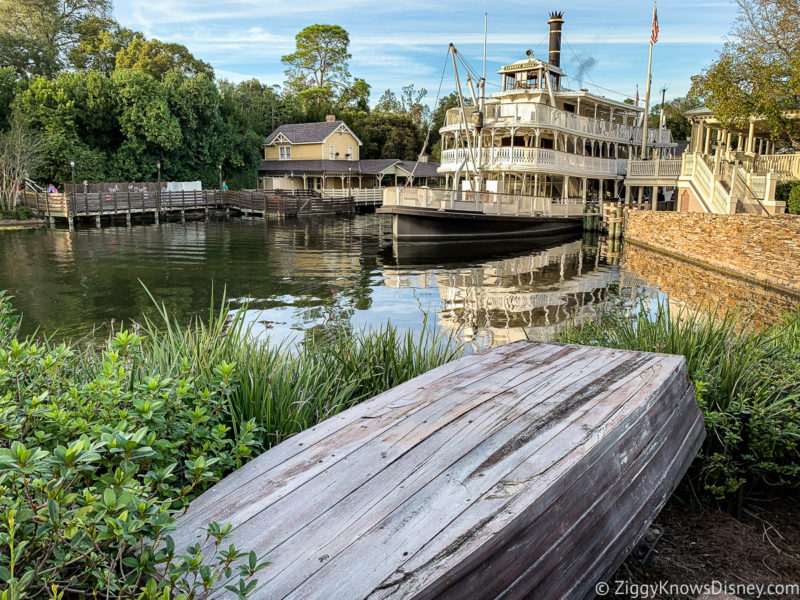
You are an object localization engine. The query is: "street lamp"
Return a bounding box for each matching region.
[348,165,352,196]
[156,160,162,211]
[290,171,294,195]
[217,163,222,190]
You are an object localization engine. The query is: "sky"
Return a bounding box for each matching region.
[112,0,740,107]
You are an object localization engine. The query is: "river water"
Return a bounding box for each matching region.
[0,214,794,348]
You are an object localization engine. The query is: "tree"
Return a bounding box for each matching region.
[648,96,702,142]
[0,117,42,211]
[0,0,111,77]
[375,84,429,126]
[68,18,142,73]
[115,38,214,81]
[360,113,424,160]
[0,67,19,131]
[281,25,351,95]
[429,92,468,161]
[690,0,800,147]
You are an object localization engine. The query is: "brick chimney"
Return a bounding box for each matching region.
[325,114,336,122]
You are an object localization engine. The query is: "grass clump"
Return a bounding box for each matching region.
[560,301,800,503]
[0,290,460,598]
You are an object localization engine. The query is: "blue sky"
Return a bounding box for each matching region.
[113,0,739,106]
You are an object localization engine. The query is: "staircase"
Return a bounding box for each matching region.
[678,152,787,215]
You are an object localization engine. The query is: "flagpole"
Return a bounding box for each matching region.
[640,1,656,158]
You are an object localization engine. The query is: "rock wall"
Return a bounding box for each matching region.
[624,212,800,293]
[623,245,798,328]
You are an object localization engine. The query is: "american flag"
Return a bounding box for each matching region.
[650,3,659,45]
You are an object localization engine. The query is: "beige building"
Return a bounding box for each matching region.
[258,116,444,191]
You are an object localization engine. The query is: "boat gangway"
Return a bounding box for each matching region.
[171,341,704,600]
[19,189,354,228]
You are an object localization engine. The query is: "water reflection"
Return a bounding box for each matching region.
[383,235,656,351]
[0,214,794,347]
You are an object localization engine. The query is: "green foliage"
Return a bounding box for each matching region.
[0,287,462,595]
[137,291,461,447]
[360,112,425,161]
[116,38,214,81]
[689,0,800,147]
[0,206,33,220]
[0,68,19,132]
[281,24,351,95]
[787,182,800,214]
[560,302,800,503]
[68,18,143,74]
[647,95,703,142]
[0,0,111,77]
[0,292,267,597]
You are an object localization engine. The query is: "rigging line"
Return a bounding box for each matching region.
[405,46,451,186]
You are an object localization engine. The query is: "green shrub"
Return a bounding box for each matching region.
[788,183,800,214]
[560,301,800,503]
[0,289,461,597]
[0,293,267,598]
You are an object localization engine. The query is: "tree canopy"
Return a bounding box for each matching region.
[281,25,351,94]
[690,0,800,147]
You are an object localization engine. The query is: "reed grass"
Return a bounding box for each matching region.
[560,301,800,501]
[133,288,462,447]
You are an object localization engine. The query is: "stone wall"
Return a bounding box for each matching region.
[624,212,800,293]
[623,245,798,328]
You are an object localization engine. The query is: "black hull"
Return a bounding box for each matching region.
[377,206,583,240]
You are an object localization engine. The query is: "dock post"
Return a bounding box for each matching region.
[95,215,101,228]
[67,217,74,231]
[180,209,185,224]
[126,213,131,227]
[49,216,56,228]
[154,211,159,225]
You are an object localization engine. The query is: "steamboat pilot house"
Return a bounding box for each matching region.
[438,12,675,205]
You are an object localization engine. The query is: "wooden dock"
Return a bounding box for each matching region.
[19,189,354,227]
[172,341,705,599]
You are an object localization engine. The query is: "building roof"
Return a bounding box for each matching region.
[684,106,712,117]
[258,159,443,178]
[264,120,363,146]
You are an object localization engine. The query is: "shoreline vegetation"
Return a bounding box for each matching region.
[0,291,798,597]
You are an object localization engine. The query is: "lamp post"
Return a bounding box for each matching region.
[156,160,162,212]
[69,158,76,213]
[217,163,222,189]
[348,165,352,196]
[290,171,294,195]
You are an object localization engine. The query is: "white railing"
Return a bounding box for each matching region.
[753,154,800,179]
[323,188,383,204]
[626,159,682,179]
[440,148,622,177]
[693,154,714,196]
[447,103,674,146]
[713,180,730,214]
[382,186,586,218]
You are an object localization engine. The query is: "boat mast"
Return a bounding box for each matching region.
[640,1,657,158]
[450,44,480,190]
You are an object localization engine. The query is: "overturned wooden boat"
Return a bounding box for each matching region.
[172,341,705,599]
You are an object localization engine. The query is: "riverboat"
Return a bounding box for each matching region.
[378,11,676,240]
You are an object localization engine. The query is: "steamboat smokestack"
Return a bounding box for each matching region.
[548,11,564,68]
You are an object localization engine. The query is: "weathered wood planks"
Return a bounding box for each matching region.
[171,341,705,600]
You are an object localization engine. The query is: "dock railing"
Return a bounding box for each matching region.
[382,187,586,218]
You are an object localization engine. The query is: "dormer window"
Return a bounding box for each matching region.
[329,144,336,159]
[279,145,291,160]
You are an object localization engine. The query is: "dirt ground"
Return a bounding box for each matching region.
[611,490,800,599]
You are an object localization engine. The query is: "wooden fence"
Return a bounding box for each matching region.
[20,189,354,221]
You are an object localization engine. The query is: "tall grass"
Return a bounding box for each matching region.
[560,301,800,501]
[133,289,462,447]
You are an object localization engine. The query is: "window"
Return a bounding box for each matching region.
[329,144,336,159]
[279,145,291,160]
[347,145,353,158]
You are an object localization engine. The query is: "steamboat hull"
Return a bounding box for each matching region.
[377,206,583,240]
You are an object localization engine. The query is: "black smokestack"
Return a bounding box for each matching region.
[548,11,564,68]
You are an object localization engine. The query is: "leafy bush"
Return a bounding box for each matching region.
[0,292,266,598]
[560,301,800,503]
[788,183,800,214]
[0,290,461,597]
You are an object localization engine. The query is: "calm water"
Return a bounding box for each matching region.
[0,214,793,349]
